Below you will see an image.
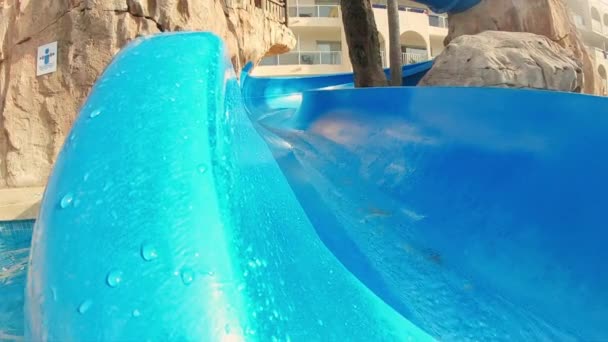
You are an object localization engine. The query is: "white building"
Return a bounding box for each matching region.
[254,0,448,76]
[254,0,608,95]
[566,0,608,94]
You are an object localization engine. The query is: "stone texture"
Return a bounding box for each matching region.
[420,31,583,92]
[443,0,601,95]
[0,0,295,188]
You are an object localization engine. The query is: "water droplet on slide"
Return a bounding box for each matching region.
[60,193,74,208]
[180,268,194,285]
[78,300,92,314]
[106,270,124,288]
[89,109,102,118]
[132,309,141,317]
[140,243,158,261]
[103,181,113,192]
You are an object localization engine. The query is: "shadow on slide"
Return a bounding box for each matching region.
[18,32,608,341]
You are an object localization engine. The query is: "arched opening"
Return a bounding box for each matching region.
[591,7,601,31]
[599,65,607,95]
[399,31,428,65]
[604,13,608,26]
[378,33,387,68]
[592,7,601,21]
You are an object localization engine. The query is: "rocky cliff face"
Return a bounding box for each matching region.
[443,0,601,95]
[420,31,583,91]
[0,0,295,188]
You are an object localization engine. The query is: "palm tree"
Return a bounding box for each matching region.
[340,0,387,87]
[387,0,402,86]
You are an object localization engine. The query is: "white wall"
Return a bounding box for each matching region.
[429,36,444,57]
[293,28,342,51]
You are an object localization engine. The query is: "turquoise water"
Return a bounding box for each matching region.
[0,220,33,341]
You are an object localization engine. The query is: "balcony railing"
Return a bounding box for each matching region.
[288,5,339,18]
[593,46,608,60]
[402,52,429,64]
[381,51,430,66]
[260,51,342,66]
[372,2,428,13]
[429,15,448,28]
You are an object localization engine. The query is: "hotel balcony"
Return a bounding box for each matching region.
[287,5,341,27]
[260,50,342,66]
[592,19,604,34]
[589,46,608,67]
[255,50,346,76]
[381,51,431,67]
[428,14,448,37]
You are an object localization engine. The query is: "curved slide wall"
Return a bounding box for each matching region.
[24,32,608,341]
[248,86,608,341]
[24,33,432,342]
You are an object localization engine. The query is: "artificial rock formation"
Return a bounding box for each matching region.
[442,0,601,95]
[420,31,583,91]
[0,0,295,188]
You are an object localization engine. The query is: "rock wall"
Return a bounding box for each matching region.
[420,31,583,91]
[443,0,601,95]
[0,0,295,188]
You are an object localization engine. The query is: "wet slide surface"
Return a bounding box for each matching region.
[1,32,607,341]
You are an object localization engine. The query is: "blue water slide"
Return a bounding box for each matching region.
[412,0,480,13]
[24,33,431,341]
[240,60,432,116]
[22,31,608,341]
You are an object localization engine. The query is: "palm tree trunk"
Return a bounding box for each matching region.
[387,0,402,86]
[340,0,387,87]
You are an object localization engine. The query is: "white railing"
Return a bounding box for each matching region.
[288,5,339,18]
[592,19,603,33]
[402,52,429,64]
[594,47,608,60]
[260,51,342,66]
[372,1,428,13]
[429,15,448,28]
[381,51,429,66]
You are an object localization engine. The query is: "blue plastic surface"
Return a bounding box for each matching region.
[414,0,480,13]
[16,31,608,341]
[23,33,431,341]
[240,61,432,116]
[244,86,608,341]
